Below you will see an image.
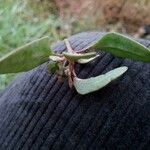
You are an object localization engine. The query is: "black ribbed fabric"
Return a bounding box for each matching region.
[0,32,150,150]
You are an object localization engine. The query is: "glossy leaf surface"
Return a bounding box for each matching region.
[74,66,128,95]
[0,36,51,74]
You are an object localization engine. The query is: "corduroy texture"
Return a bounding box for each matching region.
[0,32,150,150]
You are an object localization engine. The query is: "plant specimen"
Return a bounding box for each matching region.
[0,32,149,94]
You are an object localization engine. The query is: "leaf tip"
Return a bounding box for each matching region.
[120,66,128,73]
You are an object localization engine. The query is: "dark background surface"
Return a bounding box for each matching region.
[0,32,150,150]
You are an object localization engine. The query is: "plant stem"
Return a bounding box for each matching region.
[64,39,75,53]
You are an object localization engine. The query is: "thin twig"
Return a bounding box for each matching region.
[64,39,75,53]
[64,38,78,87]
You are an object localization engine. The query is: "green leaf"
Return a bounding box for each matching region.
[0,36,51,74]
[77,55,99,64]
[74,66,128,95]
[63,52,96,61]
[49,55,64,62]
[48,61,59,74]
[93,32,150,62]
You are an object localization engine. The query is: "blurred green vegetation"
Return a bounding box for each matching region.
[0,0,61,54]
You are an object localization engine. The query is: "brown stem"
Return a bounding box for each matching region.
[64,38,78,87]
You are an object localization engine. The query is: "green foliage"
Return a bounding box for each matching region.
[73,33,150,94]
[0,37,51,73]
[0,31,150,94]
[0,0,59,54]
[48,61,59,74]
[0,0,61,89]
[0,1,150,94]
[74,67,128,95]
[77,55,99,64]
[63,52,97,61]
[0,74,15,90]
[93,32,150,62]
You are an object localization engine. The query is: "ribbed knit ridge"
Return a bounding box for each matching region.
[0,32,150,150]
